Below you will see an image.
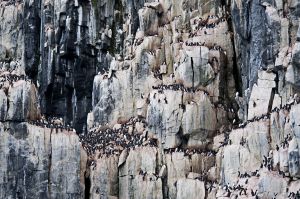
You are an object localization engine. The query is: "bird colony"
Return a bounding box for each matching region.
[1,0,300,199]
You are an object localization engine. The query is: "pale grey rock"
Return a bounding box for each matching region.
[270,111,285,148]
[257,70,276,81]
[119,147,158,177]
[2,0,300,198]
[292,22,300,68]
[288,138,300,177]
[176,179,205,199]
[166,152,191,199]
[292,42,300,68]
[7,80,40,121]
[289,181,300,196]
[246,121,270,161]
[221,145,243,184]
[175,46,216,88]
[265,4,281,27]
[222,121,270,184]
[212,133,225,151]
[90,156,119,199]
[92,71,134,126]
[187,172,201,179]
[279,147,289,173]
[146,90,183,149]
[286,65,297,84]
[248,71,276,120]
[0,3,24,66]
[118,148,129,167]
[272,94,282,110]
[0,90,8,121]
[275,47,289,68]
[280,19,289,47]
[0,123,83,199]
[175,61,194,87]
[248,83,274,120]
[257,171,288,198]
[80,147,88,199]
[119,175,163,199]
[182,91,217,148]
[257,79,276,88]
[119,147,160,199]
[50,131,82,199]
[9,61,16,69]
[138,5,159,36]
[0,123,47,199]
[159,165,167,178]
[290,104,300,139]
[191,153,215,174]
[0,45,7,61]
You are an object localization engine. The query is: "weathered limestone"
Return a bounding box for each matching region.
[7,80,40,121]
[0,2,24,65]
[292,29,300,68]
[138,5,160,36]
[0,45,7,61]
[119,147,161,199]
[175,46,215,88]
[119,175,163,199]
[182,91,217,148]
[50,131,82,199]
[90,156,119,199]
[0,90,7,120]
[0,123,83,199]
[222,121,270,184]
[290,104,300,142]
[92,71,134,126]
[2,0,300,198]
[248,71,276,119]
[147,90,183,149]
[257,171,288,198]
[176,179,205,199]
[166,152,191,199]
[288,138,300,177]
[270,111,286,148]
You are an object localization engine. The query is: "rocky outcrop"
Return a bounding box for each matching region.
[0,123,83,199]
[1,0,300,198]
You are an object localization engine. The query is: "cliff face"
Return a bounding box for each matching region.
[1,0,300,198]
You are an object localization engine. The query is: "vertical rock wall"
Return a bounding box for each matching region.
[0,123,84,199]
[1,0,300,198]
